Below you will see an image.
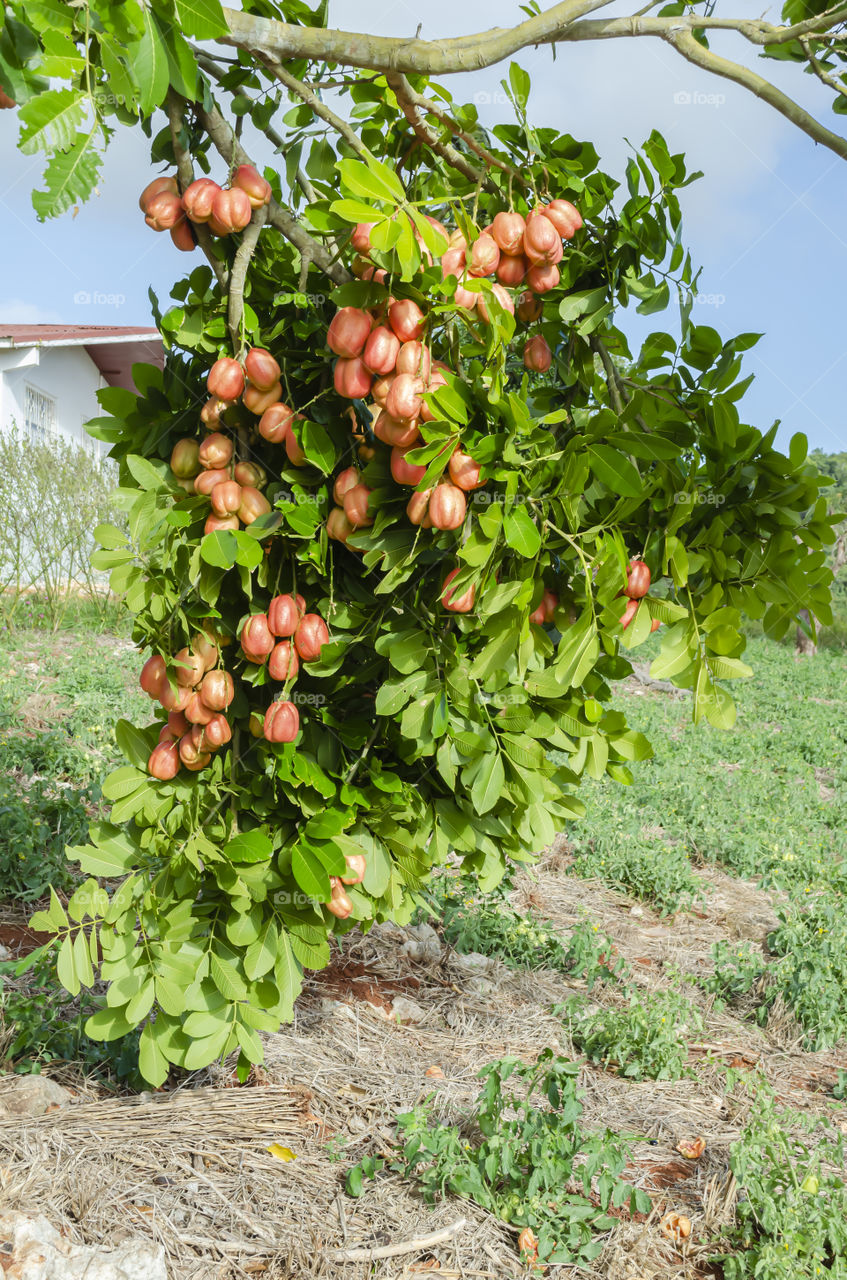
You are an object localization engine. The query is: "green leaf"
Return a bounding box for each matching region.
[588,445,643,498]
[102,765,148,801]
[471,752,505,816]
[210,949,248,1002]
[338,154,405,204]
[19,87,85,155]
[234,531,264,569]
[85,1006,136,1042]
[94,523,128,550]
[138,1023,170,1087]
[300,420,335,473]
[245,920,279,981]
[275,931,302,1021]
[174,0,228,37]
[115,719,152,770]
[707,655,753,680]
[32,129,102,219]
[503,505,541,557]
[292,845,331,901]
[130,8,170,114]
[126,453,171,491]
[56,934,79,996]
[224,830,274,864]
[200,530,239,568]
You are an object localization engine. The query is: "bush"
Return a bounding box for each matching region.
[0,426,125,631]
[347,1050,650,1267]
[0,774,87,900]
[423,872,629,987]
[561,987,703,1080]
[717,1086,847,1280]
[0,945,141,1082]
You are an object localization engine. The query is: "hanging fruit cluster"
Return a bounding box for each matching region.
[138,165,271,252]
[140,632,232,777]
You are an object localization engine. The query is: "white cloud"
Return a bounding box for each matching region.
[0,298,63,325]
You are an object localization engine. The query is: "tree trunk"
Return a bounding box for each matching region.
[795,608,818,657]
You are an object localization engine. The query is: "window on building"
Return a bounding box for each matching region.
[24,384,57,442]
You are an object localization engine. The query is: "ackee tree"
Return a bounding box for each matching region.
[1,0,839,1086]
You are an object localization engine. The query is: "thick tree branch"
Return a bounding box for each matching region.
[591,336,626,415]
[219,2,847,70]
[165,91,227,289]
[386,73,509,193]
[195,102,349,285]
[217,2,847,164]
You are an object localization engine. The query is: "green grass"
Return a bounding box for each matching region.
[573,636,847,1048]
[0,628,146,902]
[574,638,847,897]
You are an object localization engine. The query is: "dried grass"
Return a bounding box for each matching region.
[0,854,844,1278]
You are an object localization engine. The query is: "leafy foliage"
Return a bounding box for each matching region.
[0,945,141,1082]
[717,1084,847,1280]
[347,1050,651,1267]
[5,8,836,1085]
[561,987,703,1079]
[422,871,629,987]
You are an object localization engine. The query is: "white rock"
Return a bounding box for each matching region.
[390,996,427,1025]
[0,1211,167,1280]
[0,1076,74,1119]
[401,923,442,964]
[0,943,11,961]
[450,951,494,977]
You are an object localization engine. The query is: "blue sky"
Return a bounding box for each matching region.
[0,0,844,455]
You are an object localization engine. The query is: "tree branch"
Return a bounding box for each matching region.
[387,77,527,189]
[260,60,367,157]
[219,2,847,69]
[800,37,847,99]
[195,102,349,285]
[165,91,227,289]
[591,336,625,415]
[664,28,847,162]
[228,205,267,353]
[194,52,320,206]
[386,72,501,193]
[216,1,847,165]
[219,0,613,72]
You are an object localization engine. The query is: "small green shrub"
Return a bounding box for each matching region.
[717,1086,847,1279]
[570,830,702,916]
[702,940,769,1007]
[0,945,141,1084]
[561,987,703,1080]
[763,897,847,1050]
[0,774,87,900]
[346,1050,650,1267]
[423,873,629,987]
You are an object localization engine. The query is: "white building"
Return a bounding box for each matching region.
[0,324,164,452]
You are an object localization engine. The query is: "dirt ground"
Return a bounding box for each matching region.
[1,844,845,1280]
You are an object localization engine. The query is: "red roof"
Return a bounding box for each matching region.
[0,324,164,392]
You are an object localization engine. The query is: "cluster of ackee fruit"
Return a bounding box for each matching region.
[141,631,233,778]
[322,199,583,548]
[620,560,661,630]
[138,165,271,252]
[168,346,302,533]
[239,593,330,745]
